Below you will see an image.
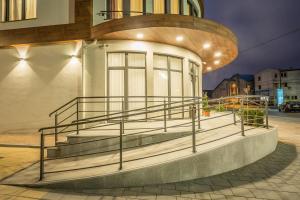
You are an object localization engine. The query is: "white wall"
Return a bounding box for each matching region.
[0,0,75,30]
[0,42,82,134]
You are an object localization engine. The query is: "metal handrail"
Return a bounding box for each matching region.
[38,95,269,181]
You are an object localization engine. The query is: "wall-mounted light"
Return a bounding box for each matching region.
[214,60,220,65]
[203,43,211,49]
[176,36,184,42]
[137,33,144,39]
[214,51,222,58]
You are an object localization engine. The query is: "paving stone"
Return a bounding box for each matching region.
[195,192,211,200]
[209,193,227,200]
[189,183,211,193]
[156,195,177,200]
[231,188,255,198]
[277,192,300,200]
[180,192,196,199]
[18,189,48,199]
[135,192,156,200]
[274,184,300,193]
[225,196,248,200]
[250,189,282,200]
[42,192,65,200]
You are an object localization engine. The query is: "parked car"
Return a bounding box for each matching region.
[279,101,300,112]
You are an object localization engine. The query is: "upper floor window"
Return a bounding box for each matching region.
[170,0,180,14]
[1,0,37,22]
[107,0,123,19]
[258,76,261,81]
[153,0,165,14]
[130,0,143,16]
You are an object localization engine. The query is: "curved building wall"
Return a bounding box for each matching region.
[83,40,203,118]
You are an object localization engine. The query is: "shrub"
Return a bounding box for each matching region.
[240,108,265,127]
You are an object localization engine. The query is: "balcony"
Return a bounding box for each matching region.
[91,14,238,73]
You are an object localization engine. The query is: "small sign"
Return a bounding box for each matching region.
[277,89,284,106]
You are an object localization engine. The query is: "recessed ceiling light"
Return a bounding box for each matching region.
[137,33,144,39]
[176,36,184,42]
[214,60,220,65]
[214,51,222,58]
[207,66,212,71]
[202,62,207,65]
[203,43,211,49]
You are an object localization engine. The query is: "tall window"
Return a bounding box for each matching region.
[189,61,200,97]
[130,0,143,16]
[107,0,123,19]
[1,0,36,22]
[154,54,183,118]
[153,0,165,14]
[107,52,146,118]
[170,0,180,14]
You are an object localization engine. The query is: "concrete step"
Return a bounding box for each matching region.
[47,120,195,158]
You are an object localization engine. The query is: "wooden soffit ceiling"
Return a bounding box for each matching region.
[91,14,238,74]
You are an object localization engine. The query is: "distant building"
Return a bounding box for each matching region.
[255,68,300,104]
[211,74,254,99]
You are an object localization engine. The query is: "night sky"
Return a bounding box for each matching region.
[203,0,300,90]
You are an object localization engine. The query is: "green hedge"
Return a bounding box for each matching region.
[240,109,265,127]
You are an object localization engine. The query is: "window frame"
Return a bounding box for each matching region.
[1,0,37,22]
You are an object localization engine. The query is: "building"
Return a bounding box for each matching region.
[211,74,254,99]
[255,68,300,105]
[0,0,238,134]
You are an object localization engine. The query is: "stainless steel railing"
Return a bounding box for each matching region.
[38,95,270,181]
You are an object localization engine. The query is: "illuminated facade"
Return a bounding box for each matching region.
[0,0,238,133]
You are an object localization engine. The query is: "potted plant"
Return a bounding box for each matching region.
[202,94,211,117]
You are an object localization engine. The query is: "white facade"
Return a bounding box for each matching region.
[0,42,82,134]
[0,40,202,134]
[255,68,300,104]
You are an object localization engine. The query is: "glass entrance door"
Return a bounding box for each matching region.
[108,52,146,118]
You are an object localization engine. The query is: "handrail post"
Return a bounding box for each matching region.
[265,98,269,129]
[197,98,201,129]
[54,114,58,145]
[192,105,196,153]
[233,109,237,125]
[164,98,167,132]
[119,121,123,170]
[76,98,79,135]
[240,98,245,136]
[39,131,44,181]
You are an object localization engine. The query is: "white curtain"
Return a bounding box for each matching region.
[111,0,123,19]
[108,53,125,67]
[25,0,36,19]
[170,57,182,71]
[170,0,179,14]
[109,70,124,113]
[130,0,143,16]
[1,0,5,21]
[128,53,145,67]
[153,0,164,14]
[9,0,22,21]
[153,54,167,69]
[128,69,146,118]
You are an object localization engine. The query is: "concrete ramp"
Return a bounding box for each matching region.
[1,119,277,189]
